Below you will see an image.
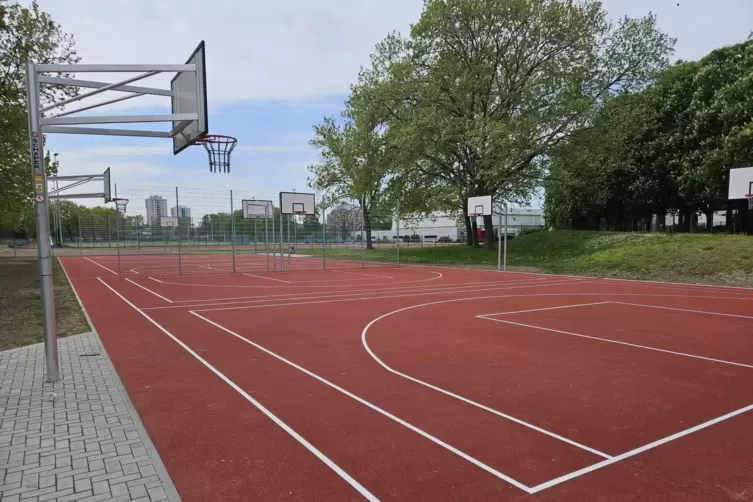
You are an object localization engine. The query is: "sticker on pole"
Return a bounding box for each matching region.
[35,194,45,202]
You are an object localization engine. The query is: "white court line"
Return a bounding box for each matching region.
[152,277,550,305]
[97,278,379,502]
[190,311,533,493]
[142,279,562,311]
[190,280,588,314]
[85,257,118,275]
[243,273,293,284]
[361,300,612,459]
[331,270,393,279]
[612,301,753,320]
[478,317,753,370]
[528,402,753,493]
[124,278,173,303]
[478,301,611,318]
[147,270,445,289]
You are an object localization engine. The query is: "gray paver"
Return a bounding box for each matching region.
[0,333,180,501]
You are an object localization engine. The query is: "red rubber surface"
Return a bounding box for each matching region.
[60,256,753,501]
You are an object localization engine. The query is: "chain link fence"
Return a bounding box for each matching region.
[2,184,480,271]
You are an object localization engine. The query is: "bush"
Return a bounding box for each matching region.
[438,236,452,243]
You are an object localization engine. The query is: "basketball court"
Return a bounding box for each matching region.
[24,37,753,502]
[58,257,753,501]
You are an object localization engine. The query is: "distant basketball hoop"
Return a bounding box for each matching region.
[197,134,237,173]
[112,198,129,214]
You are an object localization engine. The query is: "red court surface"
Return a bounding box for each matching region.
[59,255,753,501]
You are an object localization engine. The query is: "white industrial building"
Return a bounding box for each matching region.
[369,208,545,242]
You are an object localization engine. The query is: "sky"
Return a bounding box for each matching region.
[31,0,753,215]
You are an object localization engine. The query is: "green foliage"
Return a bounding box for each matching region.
[547,39,753,231]
[0,1,78,224]
[352,0,673,248]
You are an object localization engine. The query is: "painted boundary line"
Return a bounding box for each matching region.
[84,256,118,275]
[190,280,589,314]
[400,263,753,293]
[528,402,753,493]
[58,259,182,502]
[243,273,293,284]
[97,278,379,502]
[125,277,173,303]
[477,302,753,370]
[361,294,753,493]
[360,299,612,459]
[190,311,534,493]
[142,277,554,309]
[146,270,445,290]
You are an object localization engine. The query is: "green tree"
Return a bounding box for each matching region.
[0,1,78,224]
[356,0,673,248]
[309,111,392,250]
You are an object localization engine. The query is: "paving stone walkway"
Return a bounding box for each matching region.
[0,333,180,502]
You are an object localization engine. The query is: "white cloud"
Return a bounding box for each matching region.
[33,0,424,107]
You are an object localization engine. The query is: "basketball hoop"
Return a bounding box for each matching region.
[197,134,237,174]
[112,198,129,213]
[746,194,753,210]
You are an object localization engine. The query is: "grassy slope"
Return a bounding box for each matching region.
[0,257,90,351]
[330,232,753,287]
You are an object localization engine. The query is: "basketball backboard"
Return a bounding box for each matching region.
[467,195,492,216]
[160,216,179,228]
[171,41,208,154]
[243,199,273,219]
[280,192,315,215]
[728,167,753,199]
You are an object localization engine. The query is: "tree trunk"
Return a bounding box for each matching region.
[704,209,714,233]
[363,206,374,250]
[483,214,495,250]
[726,206,734,233]
[464,216,473,246]
[471,218,479,247]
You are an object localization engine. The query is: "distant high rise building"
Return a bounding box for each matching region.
[145,195,168,225]
[171,205,191,218]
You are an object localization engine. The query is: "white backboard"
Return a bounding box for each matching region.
[728,167,753,199]
[280,192,315,215]
[242,199,273,219]
[171,41,208,154]
[160,216,179,228]
[467,195,493,216]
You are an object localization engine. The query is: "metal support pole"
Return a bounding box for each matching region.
[396,199,400,267]
[116,214,121,275]
[78,216,83,256]
[176,187,182,275]
[271,209,277,271]
[497,208,502,272]
[106,216,111,248]
[322,208,327,270]
[27,62,59,383]
[360,200,365,268]
[287,215,291,270]
[230,190,236,273]
[279,209,284,271]
[503,203,508,272]
[265,207,270,271]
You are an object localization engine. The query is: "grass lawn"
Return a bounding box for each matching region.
[327,231,753,287]
[0,257,90,351]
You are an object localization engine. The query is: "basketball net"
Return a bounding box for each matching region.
[113,198,129,214]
